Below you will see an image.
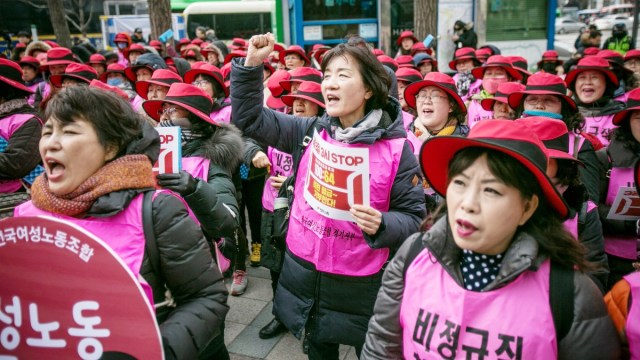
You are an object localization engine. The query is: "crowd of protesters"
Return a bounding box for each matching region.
[1,21,640,359]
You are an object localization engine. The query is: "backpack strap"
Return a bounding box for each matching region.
[142,191,161,278]
[549,261,575,345]
[402,234,425,278]
[291,118,318,176]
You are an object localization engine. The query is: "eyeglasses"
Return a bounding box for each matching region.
[193,79,210,86]
[625,59,640,67]
[524,96,561,107]
[416,92,448,103]
[157,107,177,116]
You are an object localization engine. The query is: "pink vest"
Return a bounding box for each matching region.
[562,201,597,240]
[131,94,144,112]
[624,272,640,360]
[605,167,638,259]
[452,74,482,104]
[402,110,414,131]
[210,104,232,125]
[262,146,293,212]
[583,114,615,147]
[39,82,51,102]
[467,99,494,129]
[26,83,38,106]
[14,194,154,307]
[117,51,129,67]
[401,251,557,359]
[286,129,404,276]
[0,114,41,193]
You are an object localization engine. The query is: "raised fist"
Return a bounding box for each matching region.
[245,33,275,67]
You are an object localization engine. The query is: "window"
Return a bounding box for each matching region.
[486,0,547,41]
[188,13,272,40]
[303,0,377,21]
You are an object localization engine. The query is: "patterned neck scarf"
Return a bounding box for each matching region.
[460,249,504,291]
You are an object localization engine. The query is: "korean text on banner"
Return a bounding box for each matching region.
[607,186,640,220]
[303,130,370,221]
[153,126,182,175]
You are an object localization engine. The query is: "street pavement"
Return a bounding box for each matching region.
[223,264,360,360]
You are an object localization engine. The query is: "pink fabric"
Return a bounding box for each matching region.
[624,272,640,360]
[117,52,129,67]
[26,83,38,105]
[209,104,232,125]
[131,94,144,112]
[452,74,482,104]
[0,114,41,193]
[401,252,557,359]
[562,201,597,240]
[286,129,404,276]
[261,147,293,212]
[467,99,495,129]
[15,194,154,308]
[402,110,414,131]
[583,114,615,147]
[604,167,638,259]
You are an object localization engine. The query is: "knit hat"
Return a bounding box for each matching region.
[404,72,466,112]
[481,82,526,111]
[143,83,215,124]
[49,63,98,87]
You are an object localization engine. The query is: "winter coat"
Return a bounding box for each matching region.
[230,59,426,346]
[454,22,478,49]
[362,217,621,359]
[0,100,42,184]
[181,123,244,239]
[570,202,610,293]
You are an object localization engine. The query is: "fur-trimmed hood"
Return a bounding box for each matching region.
[26,41,52,57]
[188,123,244,174]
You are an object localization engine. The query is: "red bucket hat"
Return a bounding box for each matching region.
[404,72,466,112]
[0,58,33,93]
[372,49,385,57]
[509,56,531,78]
[281,81,325,108]
[266,69,290,109]
[481,82,525,111]
[175,38,190,53]
[537,50,563,69]
[516,116,583,164]
[410,42,433,56]
[41,48,75,69]
[508,72,576,110]
[124,44,147,60]
[18,56,41,71]
[191,38,204,47]
[396,30,418,46]
[124,63,155,82]
[396,55,415,68]
[279,45,310,67]
[99,63,126,83]
[448,47,480,70]
[50,63,98,87]
[183,63,228,97]
[229,38,247,51]
[89,79,129,101]
[471,55,523,81]
[613,87,640,125]
[86,54,107,66]
[420,119,569,219]
[224,50,247,65]
[149,40,163,52]
[377,55,398,72]
[280,67,322,92]
[135,69,183,99]
[564,56,619,90]
[395,67,423,84]
[143,83,214,124]
[309,44,331,65]
[624,49,640,62]
[474,47,493,63]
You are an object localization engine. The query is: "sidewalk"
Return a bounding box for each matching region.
[223,265,360,360]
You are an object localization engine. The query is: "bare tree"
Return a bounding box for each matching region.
[19,0,94,38]
[414,0,437,43]
[147,0,172,42]
[47,0,72,48]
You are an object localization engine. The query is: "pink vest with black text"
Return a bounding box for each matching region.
[583,114,615,146]
[0,114,40,193]
[605,167,638,259]
[624,272,640,360]
[467,99,494,129]
[286,129,404,276]
[262,146,293,212]
[14,194,154,308]
[401,250,557,359]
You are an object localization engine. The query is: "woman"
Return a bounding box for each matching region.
[565,56,625,146]
[279,45,310,70]
[18,56,44,106]
[362,119,620,359]
[134,69,183,126]
[231,33,425,359]
[449,47,482,105]
[467,55,523,128]
[100,63,137,103]
[394,67,422,118]
[598,87,640,289]
[13,86,230,359]
[479,81,524,120]
[0,58,43,195]
[413,53,438,77]
[183,63,232,124]
[86,53,107,77]
[509,71,602,202]
[395,30,418,58]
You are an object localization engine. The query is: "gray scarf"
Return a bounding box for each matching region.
[332,109,382,143]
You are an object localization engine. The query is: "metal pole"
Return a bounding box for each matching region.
[633,0,640,49]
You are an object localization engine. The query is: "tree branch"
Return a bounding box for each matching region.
[17,0,47,9]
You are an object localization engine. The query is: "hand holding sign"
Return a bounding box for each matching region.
[350,204,382,236]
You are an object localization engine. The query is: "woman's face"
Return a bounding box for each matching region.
[193,74,215,98]
[418,62,433,76]
[136,68,153,82]
[90,64,106,76]
[416,86,452,131]
[321,54,371,127]
[147,84,169,101]
[129,51,142,64]
[207,52,219,65]
[49,64,67,76]
[292,98,319,117]
[159,103,190,123]
[40,117,116,196]
[492,101,515,120]
[446,155,538,255]
[401,38,414,51]
[629,111,640,143]
[61,78,82,88]
[574,70,606,104]
[284,54,305,70]
[624,58,640,75]
[523,94,563,115]
[21,65,37,82]
[397,81,409,111]
[456,59,474,73]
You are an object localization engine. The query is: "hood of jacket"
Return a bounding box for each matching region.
[421,216,545,291]
[321,96,407,145]
[134,53,167,71]
[184,122,244,175]
[577,98,625,117]
[26,41,52,57]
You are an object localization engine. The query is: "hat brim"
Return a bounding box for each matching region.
[266,94,286,109]
[420,136,568,219]
[396,35,419,46]
[135,80,173,99]
[99,70,125,83]
[281,93,325,108]
[49,74,91,87]
[143,99,215,125]
[565,67,619,89]
[507,90,577,111]
[448,56,480,71]
[613,105,640,125]
[471,65,523,81]
[124,65,153,82]
[0,75,33,93]
[278,50,310,67]
[480,97,508,111]
[183,69,229,97]
[404,80,467,113]
[547,149,584,166]
[40,60,74,71]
